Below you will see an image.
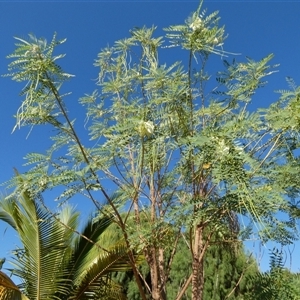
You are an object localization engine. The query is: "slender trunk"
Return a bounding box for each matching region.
[145,246,167,300]
[192,225,204,300]
[146,247,160,300]
[147,167,167,300]
[158,247,166,299]
[127,248,148,300]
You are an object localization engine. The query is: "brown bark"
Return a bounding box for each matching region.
[192,225,205,300]
[145,246,167,300]
[144,169,167,300]
[158,247,167,299]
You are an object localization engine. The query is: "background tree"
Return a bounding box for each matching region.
[3,1,300,299]
[113,230,258,300]
[246,249,300,300]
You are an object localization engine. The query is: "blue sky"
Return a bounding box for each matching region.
[1,0,300,276]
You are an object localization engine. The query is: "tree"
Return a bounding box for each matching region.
[200,239,257,300]
[113,228,258,300]
[246,249,300,300]
[3,1,300,299]
[0,173,134,300]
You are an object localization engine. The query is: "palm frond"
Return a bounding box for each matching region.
[0,173,79,300]
[66,217,134,300]
[0,271,29,300]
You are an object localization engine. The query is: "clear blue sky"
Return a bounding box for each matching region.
[1,0,300,276]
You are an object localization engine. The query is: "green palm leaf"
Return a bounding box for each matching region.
[0,173,136,300]
[64,217,133,300]
[0,173,79,300]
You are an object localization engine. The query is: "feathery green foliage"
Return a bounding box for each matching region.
[246,249,300,300]
[2,1,300,299]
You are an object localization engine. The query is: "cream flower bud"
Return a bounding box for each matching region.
[138,120,154,137]
[189,17,203,31]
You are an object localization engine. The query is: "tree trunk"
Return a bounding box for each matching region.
[145,246,167,300]
[192,225,205,300]
[158,248,167,299]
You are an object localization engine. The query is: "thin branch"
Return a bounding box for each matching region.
[165,228,181,281]
[41,69,148,300]
[252,132,282,175]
